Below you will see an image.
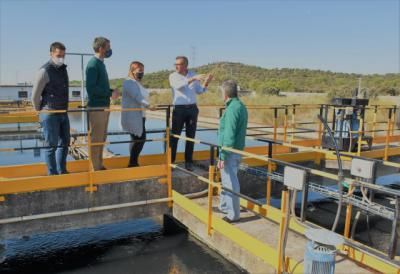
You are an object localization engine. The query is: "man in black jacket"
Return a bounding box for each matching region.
[31,42,70,175]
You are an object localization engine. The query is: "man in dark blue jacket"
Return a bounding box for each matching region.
[31,42,70,175]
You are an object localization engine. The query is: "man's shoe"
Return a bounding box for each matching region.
[128,163,139,168]
[185,162,194,172]
[222,216,240,223]
[100,166,107,170]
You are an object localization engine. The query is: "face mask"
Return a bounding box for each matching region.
[53,57,64,67]
[136,72,144,80]
[105,48,112,58]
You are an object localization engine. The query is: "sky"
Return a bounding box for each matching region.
[0,0,399,84]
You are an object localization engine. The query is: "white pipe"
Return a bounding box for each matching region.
[0,197,171,225]
[0,189,209,225]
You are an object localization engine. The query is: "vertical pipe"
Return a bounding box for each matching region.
[266,141,273,206]
[87,120,95,193]
[277,190,288,274]
[388,197,399,259]
[166,105,171,128]
[273,108,278,154]
[207,146,215,235]
[164,106,171,153]
[332,107,337,132]
[166,127,173,207]
[81,55,85,133]
[357,118,363,156]
[372,106,377,141]
[300,176,309,222]
[17,100,20,131]
[392,106,397,136]
[283,106,288,143]
[290,105,296,142]
[384,109,392,161]
[318,105,323,148]
[344,185,354,238]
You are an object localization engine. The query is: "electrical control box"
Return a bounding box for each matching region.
[350,158,376,180]
[283,166,307,190]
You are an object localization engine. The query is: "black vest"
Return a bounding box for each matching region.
[40,61,69,110]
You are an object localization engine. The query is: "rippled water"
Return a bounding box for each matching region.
[0,218,245,274]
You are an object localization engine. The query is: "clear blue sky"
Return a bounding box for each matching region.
[0,0,399,84]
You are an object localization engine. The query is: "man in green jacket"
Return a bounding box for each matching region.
[86,36,118,170]
[217,80,248,222]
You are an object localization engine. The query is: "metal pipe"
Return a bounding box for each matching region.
[0,196,171,225]
[317,114,344,232]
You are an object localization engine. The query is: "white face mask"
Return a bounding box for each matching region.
[53,57,64,66]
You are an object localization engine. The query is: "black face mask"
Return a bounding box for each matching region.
[136,72,144,80]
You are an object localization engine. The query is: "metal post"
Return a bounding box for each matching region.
[318,105,323,148]
[384,109,392,161]
[273,108,278,154]
[207,146,215,235]
[290,105,296,142]
[388,197,399,259]
[65,52,92,133]
[166,127,173,207]
[392,106,397,136]
[344,185,354,238]
[300,174,309,222]
[86,122,95,193]
[164,106,171,153]
[283,106,288,143]
[357,118,363,156]
[372,105,378,141]
[81,55,85,133]
[332,106,337,132]
[266,141,273,206]
[277,189,288,274]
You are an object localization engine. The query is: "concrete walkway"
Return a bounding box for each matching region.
[173,195,377,274]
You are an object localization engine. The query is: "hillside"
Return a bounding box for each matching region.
[72,62,400,97]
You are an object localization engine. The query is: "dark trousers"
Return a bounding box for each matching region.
[170,105,199,163]
[129,118,146,167]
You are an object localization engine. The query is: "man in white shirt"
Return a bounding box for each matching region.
[169,56,213,171]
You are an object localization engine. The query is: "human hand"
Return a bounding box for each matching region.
[148,104,156,111]
[204,74,213,86]
[206,73,214,84]
[111,89,119,100]
[191,74,207,82]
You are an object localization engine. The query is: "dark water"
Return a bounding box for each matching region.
[0,219,245,274]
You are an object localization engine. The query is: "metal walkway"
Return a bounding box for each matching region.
[1,103,400,273]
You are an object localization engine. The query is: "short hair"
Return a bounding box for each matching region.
[176,56,189,66]
[93,37,110,53]
[50,42,66,52]
[130,61,144,70]
[220,80,238,98]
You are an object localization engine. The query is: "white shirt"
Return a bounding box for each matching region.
[169,70,206,105]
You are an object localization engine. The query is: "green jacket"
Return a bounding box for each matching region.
[85,57,111,107]
[218,98,248,160]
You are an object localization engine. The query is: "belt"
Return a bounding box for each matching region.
[174,104,197,109]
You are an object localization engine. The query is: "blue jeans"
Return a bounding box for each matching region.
[40,113,70,175]
[219,153,242,221]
